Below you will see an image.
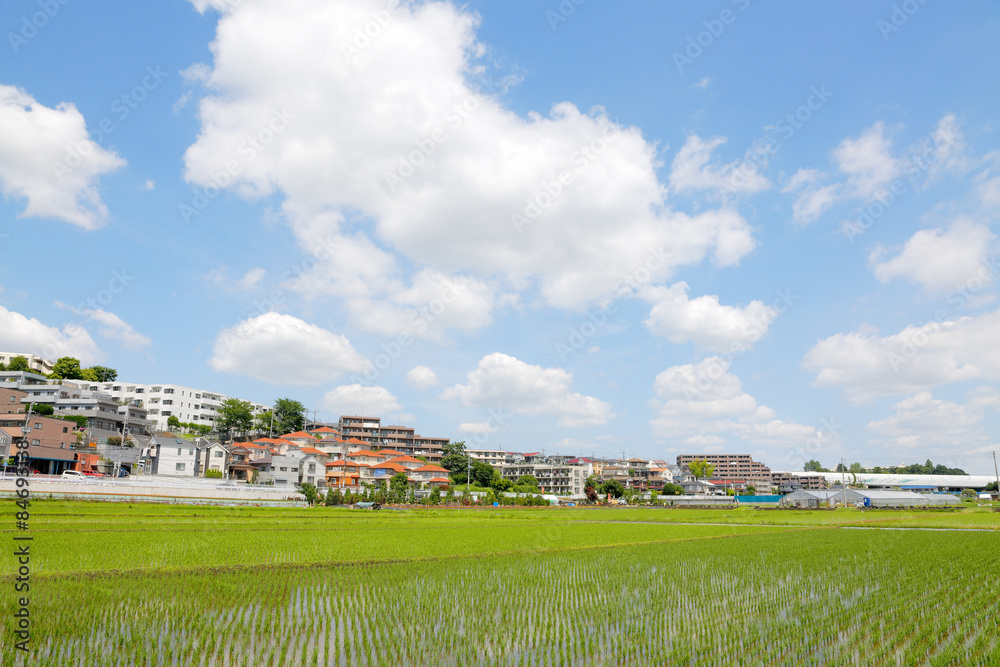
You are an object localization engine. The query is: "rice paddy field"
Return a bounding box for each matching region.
[3,502,999,665]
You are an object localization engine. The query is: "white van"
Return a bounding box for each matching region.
[60,470,85,479]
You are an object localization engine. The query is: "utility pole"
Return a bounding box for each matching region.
[993,451,999,501]
[19,403,34,474]
[116,405,130,479]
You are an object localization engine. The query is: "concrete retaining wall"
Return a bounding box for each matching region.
[0,478,305,506]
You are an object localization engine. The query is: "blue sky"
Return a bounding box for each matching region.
[2,0,1000,474]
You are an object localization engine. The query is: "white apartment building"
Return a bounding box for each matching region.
[467,447,506,467]
[499,460,594,496]
[87,382,269,432]
[0,353,55,375]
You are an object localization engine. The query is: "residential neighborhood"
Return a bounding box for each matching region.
[2,353,998,506]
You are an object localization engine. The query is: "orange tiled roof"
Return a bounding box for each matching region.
[414,464,448,473]
[429,477,450,483]
[281,431,317,439]
[370,462,405,472]
[299,447,325,456]
[374,449,405,457]
[384,456,423,464]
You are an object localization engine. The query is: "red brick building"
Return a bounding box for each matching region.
[0,387,76,474]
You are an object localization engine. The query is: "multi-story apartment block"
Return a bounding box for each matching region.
[772,472,827,491]
[12,380,152,434]
[676,453,774,489]
[499,460,593,496]
[337,416,448,463]
[87,382,269,432]
[0,352,54,375]
[467,447,506,467]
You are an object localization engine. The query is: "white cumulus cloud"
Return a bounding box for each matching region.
[405,365,439,390]
[0,85,125,229]
[650,357,821,448]
[867,389,1000,455]
[641,282,777,353]
[441,352,614,427]
[322,384,402,417]
[802,309,1000,403]
[870,218,996,295]
[209,313,366,384]
[181,0,757,322]
[0,305,102,363]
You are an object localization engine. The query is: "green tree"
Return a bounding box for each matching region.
[34,404,54,416]
[299,482,318,505]
[428,487,441,505]
[803,460,826,472]
[490,471,512,492]
[254,410,273,436]
[167,415,181,430]
[661,483,684,496]
[81,366,117,382]
[218,399,254,440]
[273,398,305,434]
[6,356,31,372]
[649,488,659,502]
[849,462,864,474]
[440,440,469,474]
[516,474,540,489]
[687,459,715,479]
[390,472,409,497]
[325,489,340,506]
[60,414,88,429]
[50,357,84,379]
[985,482,997,492]
[745,485,757,496]
[599,479,624,498]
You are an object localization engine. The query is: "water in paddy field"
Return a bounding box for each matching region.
[4,530,1000,666]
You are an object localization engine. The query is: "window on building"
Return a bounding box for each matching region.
[279,467,287,472]
[62,427,68,433]
[164,389,174,394]
[34,422,42,430]
[176,463,185,471]
[177,448,182,455]
[163,400,173,406]
[31,439,39,446]
[214,451,223,458]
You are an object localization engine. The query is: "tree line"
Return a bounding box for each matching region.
[804,458,968,475]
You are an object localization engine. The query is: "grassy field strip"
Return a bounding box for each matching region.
[570,519,1000,533]
[0,521,791,577]
[12,526,817,582]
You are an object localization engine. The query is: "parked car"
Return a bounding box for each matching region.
[61,470,86,479]
[82,471,103,477]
